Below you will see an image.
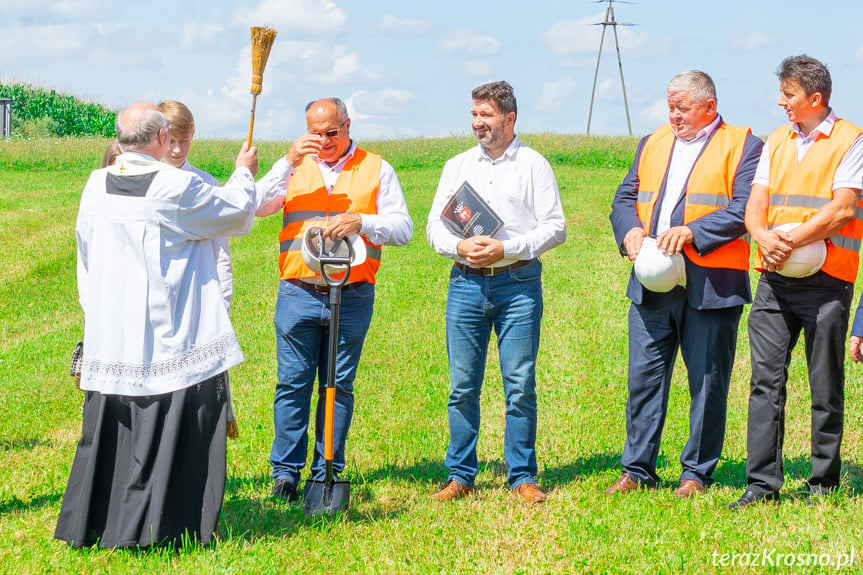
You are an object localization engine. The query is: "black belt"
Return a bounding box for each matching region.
[454,259,535,277]
[288,278,365,294]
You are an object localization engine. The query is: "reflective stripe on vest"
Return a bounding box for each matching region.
[759,119,863,283]
[283,210,346,227]
[635,123,752,270]
[277,148,383,283]
[279,238,383,261]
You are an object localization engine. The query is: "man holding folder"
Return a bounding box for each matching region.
[426,81,566,504]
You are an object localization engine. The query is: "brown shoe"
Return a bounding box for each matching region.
[431,479,474,502]
[514,482,547,503]
[673,479,705,499]
[605,472,644,495]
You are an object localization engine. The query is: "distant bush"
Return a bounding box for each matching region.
[15,116,58,138]
[0,82,116,137]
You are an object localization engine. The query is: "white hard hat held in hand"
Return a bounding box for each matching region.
[634,236,686,293]
[773,223,827,278]
[301,225,367,276]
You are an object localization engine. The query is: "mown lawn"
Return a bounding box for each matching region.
[1,134,862,574]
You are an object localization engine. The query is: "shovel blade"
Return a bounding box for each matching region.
[303,479,351,516]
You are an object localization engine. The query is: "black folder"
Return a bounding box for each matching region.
[440,181,504,238]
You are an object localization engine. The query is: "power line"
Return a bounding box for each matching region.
[586,0,635,136]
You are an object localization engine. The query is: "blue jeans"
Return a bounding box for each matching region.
[270,280,374,484]
[443,260,543,489]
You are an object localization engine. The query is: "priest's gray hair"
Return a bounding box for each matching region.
[116,107,170,150]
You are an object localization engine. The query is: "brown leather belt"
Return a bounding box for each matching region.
[454,259,535,277]
[288,278,365,295]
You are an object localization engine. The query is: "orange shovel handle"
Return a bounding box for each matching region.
[324,386,335,460]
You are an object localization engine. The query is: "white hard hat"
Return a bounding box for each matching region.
[774,223,826,278]
[301,225,367,276]
[633,236,687,293]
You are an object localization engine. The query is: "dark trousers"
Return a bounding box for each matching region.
[746,272,853,495]
[622,287,742,486]
[55,374,228,548]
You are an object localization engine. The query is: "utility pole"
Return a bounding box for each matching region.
[586,0,634,136]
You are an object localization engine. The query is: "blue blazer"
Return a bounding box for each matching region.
[609,117,764,310]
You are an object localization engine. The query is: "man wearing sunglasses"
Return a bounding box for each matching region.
[255,98,413,503]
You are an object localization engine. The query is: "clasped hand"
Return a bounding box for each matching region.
[755,229,794,272]
[457,235,504,267]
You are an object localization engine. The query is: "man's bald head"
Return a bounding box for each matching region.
[305,98,348,123]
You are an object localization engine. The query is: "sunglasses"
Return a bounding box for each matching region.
[308,120,347,139]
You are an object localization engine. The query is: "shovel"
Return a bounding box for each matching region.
[303,236,354,516]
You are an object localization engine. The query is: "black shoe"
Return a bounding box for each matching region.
[726,488,779,510]
[806,483,837,505]
[272,478,298,502]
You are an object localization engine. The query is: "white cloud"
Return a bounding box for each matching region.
[621,30,676,59]
[541,14,603,55]
[256,40,381,85]
[376,15,433,36]
[596,78,615,101]
[640,99,668,127]
[344,92,372,121]
[549,56,602,70]
[180,21,226,51]
[219,39,382,109]
[311,48,382,85]
[341,89,422,140]
[19,21,171,71]
[350,88,415,115]
[541,14,675,60]
[49,0,104,19]
[12,24,87,59]
[457,60,494,79]
[726,32,776,52]
[438,29,501,56]
[242,0,348,37]
[344,88,416,125]
[1,0,103,23]
[536,78,577,112]
[221,46,261,102]
[178,89,251,138]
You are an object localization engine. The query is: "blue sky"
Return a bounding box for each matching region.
[2,0,863,141]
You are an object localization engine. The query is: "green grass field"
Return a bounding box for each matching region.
[2,134,863,574]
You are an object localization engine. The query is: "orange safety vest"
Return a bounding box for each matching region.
[757,119,863,283]
[635,123,751,270]
[278,148,383,283]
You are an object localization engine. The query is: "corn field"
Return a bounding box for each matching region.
[0,82,115,137]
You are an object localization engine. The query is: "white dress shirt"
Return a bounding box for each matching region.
[656,116,720,234]
[426,136,566,264]
[76,152,260,396]
[256,142,413,247]
[752,110,863,193]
